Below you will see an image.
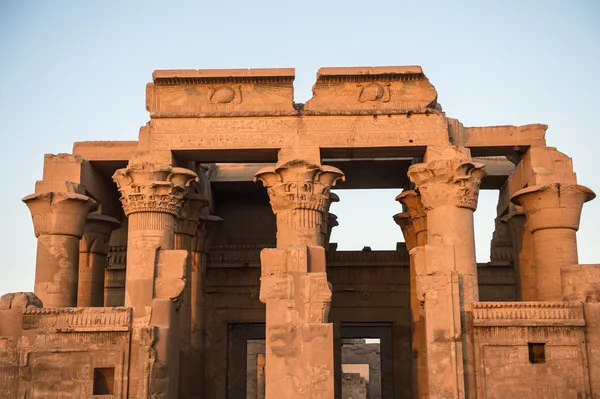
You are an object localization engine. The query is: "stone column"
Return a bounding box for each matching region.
[407,146,485,398]
[322,192,339,248]
[254,159,344,399]
[395,189,427,399]
[190,213,222,399]
[408,148,485,305]
[23,192,97,308]
[511,183,595,301]
[78,214,120,307]
[501,206,537,301]
[113,162,197,399]
[174,194,205,399]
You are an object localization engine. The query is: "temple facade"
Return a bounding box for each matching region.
[1,66,599,398]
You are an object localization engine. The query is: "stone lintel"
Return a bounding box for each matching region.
[148,113,449,155]
[452,123,547,155]
[73,141,138,162]
[36,153,125,219]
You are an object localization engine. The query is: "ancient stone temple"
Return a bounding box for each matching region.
[1,66,599,398]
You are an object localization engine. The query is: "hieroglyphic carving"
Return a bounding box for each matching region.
[299,273,332,323]
[147,113,449,151]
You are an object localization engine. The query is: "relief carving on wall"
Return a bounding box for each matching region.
[357,82,391,103]
[208,85,243,104]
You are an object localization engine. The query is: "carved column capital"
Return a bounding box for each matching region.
[408,150,485,211]
[511,183,595,232]
[175,194,210,238]
[254,160,344,247]
[112,162,198,217]
[80,214,121,254]
[396,190,427,237]
[192,215,223,254]
[254,160,345,213]
[23,191,98,238]
[393,212,417,251]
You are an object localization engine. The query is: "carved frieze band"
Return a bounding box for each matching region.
[472,302,585,327]
[22,307,132,332]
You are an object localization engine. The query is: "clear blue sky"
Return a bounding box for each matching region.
[1,1,598,294]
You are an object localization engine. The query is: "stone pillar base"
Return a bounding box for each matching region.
[260,246,335,399]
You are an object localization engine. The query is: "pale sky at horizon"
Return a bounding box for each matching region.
[0,1,599,295]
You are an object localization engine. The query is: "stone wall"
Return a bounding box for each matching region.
[0,307,132,398]
[472,302,592,398]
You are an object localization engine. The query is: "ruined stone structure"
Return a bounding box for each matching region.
[1,66,599,398]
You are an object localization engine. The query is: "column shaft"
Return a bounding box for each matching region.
[505,212,537,301]
[35,234,80,307]
[125,212,175,310]
[78,214,120,307]
[427,205,478,303]
[533,228,578,301]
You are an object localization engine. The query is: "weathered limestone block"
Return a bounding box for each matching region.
[147,68,296,117]
[561,264,600,303]
[511,183,595,301]
[23,191,97,308]
[78,214,120,307]
[258,246,335,399]
[304,66,438,114]
[0,292,42,309]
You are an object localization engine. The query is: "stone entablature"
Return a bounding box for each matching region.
[472,302,585,326]
[148,68,296,117]
[304,66,438,114]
